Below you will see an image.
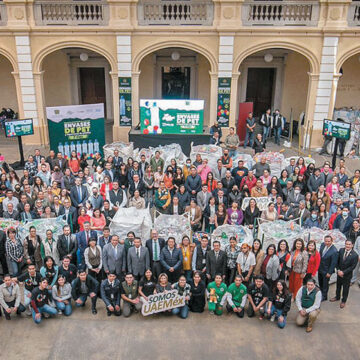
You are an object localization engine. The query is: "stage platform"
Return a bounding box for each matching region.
[128,127,212,155]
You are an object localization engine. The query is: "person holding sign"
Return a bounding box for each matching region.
[171,275,191,319]
[207,274,227,315]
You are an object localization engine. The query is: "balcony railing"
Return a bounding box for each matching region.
[348,3,360,26]
[138,0,214,26]
[242,1,319,26]
[34,1,109,26]
[0,3,7,26]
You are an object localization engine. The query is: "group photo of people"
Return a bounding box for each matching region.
[0,127,359,333]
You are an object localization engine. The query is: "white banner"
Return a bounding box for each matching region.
[141,290,185,316]
[241,197,271,211]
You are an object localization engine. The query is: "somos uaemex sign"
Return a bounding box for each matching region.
[141,290,185,316]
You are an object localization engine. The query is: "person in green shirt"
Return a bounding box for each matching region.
[123,231,135,255]
[207,274,227,315]
[225,275,247,318]
[150,151,165,173]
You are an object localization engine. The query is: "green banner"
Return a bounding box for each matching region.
[217,77,231,127]
[140,99,204,134]
[119,77,132,126]
[46,104,105,159]
[5,118,34,137]
[323,119,351,140]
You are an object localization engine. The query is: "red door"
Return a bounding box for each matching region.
[237,102,253,145]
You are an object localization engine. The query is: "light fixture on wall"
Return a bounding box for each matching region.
[80,53,89,62]
[171,51,180,61]
[264,53,273,63]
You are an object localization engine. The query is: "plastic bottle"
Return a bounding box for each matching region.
[76,141,82,156]
[64,142,70,158]
[82,140,88,154]
[94,139,99,153]
[120,95,126,116]
[70,141,76,153]
[58,142,64,155]
[88,140,94,157]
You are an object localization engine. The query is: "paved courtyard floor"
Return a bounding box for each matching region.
[1,283,359,360]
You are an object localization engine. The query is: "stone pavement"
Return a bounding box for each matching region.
[1,283,360,360]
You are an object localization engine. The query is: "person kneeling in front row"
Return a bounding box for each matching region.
[225,275,247,318]
[0,274,26,320]
[31,278,57,324]
[172,275,191,319]
[247,275,269,319]
[207,274,227,315]
[71,268,99,315]
[100,272,122,316]
[121,273,142,317]
[295,278,321,333]
[265,280,291,329]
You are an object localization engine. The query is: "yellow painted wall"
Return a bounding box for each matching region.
[281,52,309,121]
[335,54,360,108]
[139,54,154,99]
[42,50,72,106]
[197,54,211,125]
[0,56,18,111]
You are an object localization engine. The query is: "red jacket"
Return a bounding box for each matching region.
[307,251,321,276]
[240,176,257,192]
[100,183,113,200]
[328,213,338,230]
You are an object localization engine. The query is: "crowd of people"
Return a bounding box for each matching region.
[0,134,359,332]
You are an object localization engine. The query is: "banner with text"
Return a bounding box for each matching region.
[140,99,204,135]
[141,290,186,316]
[46,103,105,159]
[217,78,231,127]
[119,77,132,126]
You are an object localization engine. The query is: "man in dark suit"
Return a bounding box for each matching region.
[318,235,338,301]
[98,227,112,249]
[330,239,358,308]
[214,189,228,208]
[167,196,184,215]
[127,237,150,280]
[70,178,88,209]
[350,198,360,219]
[76,221,98,266]
[145,229,165,279]
[221,170,236,195]
[103,162,116,183]
[58,199,78,231]
[278,202,295,221]
[113,150,123,170]
[62,168,75,191]
[57,225,78,264]
[129,174,145,197]
[160,237,183,283]
[54,152,68,173]
[293,200,311,226]
[206,240,227,281]
[109,181,127,211]
[139,154,149,175]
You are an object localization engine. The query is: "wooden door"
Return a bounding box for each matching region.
[79,67,106,115]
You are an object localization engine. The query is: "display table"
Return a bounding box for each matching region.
[128,127,212,155]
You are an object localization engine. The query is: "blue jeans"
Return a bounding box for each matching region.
[55,300,72,316]
[271,305,287,329]
[172,305,189,319]
[244,130,254,148]
[274,127,282,145]
[9,260,21,276]
[31,304,58,324]
[262,126,270,140]
[75,294,88,307]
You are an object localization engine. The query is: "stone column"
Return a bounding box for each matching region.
[209,71,218,126]
[131,70,141,130]
[229,71,240,128]
[33,71,48,145]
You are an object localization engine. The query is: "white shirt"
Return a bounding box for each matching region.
[236,252,256,272]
